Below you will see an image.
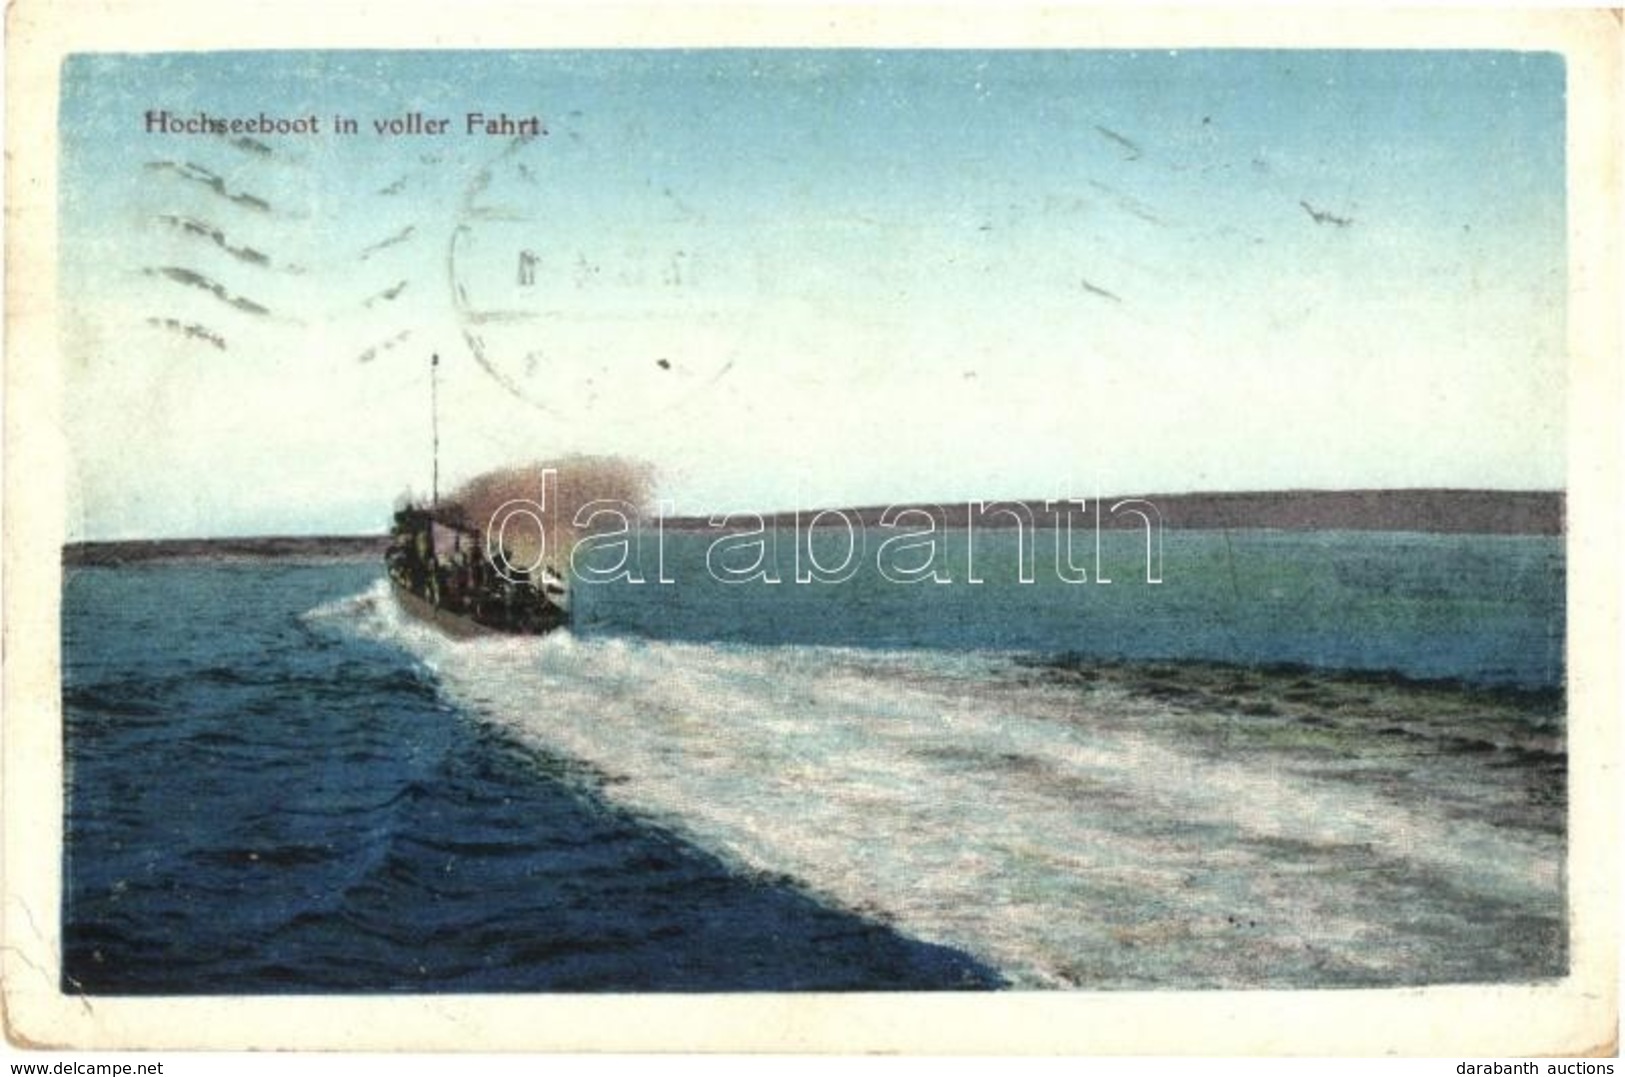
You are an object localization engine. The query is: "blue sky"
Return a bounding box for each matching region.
[59,50,1566,539]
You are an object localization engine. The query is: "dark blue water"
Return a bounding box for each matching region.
[61,563,1003,993]
[61,531,1564,993]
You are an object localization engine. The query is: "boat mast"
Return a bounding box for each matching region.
[431,352,440,510]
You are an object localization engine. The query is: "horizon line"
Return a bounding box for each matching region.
[64,486,1566,546]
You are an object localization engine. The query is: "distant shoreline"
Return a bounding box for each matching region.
[61,488,1563,566]
[63,535,389,567]
[669,488,1565,536]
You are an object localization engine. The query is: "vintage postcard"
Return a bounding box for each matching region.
[4,1,1620,1057]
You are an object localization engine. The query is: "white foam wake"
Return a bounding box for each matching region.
[319,581,1563,987]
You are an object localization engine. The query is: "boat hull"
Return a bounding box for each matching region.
[389,577,566,638]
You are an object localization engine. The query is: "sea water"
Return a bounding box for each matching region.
[60,530,1566,992]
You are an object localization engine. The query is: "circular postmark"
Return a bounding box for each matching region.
[444,130,755,426]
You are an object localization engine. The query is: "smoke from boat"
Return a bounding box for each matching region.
[446,454,655,569]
